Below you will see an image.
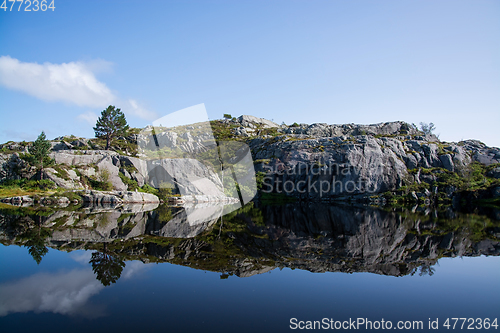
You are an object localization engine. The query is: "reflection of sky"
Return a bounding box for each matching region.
[0,269,105,318]
[0,249,151,318]
[0,243,499,332]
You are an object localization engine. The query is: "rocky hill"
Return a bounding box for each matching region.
[1,115,499,205]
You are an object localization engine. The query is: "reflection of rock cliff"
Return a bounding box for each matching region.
[0,203,498,278]
[239,204,499,275]
[132,204,499,277]
[0,202,234,244]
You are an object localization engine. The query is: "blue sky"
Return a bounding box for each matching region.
[0,0,499,147]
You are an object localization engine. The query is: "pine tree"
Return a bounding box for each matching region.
[94,105,130,150]
[29,131,52,179]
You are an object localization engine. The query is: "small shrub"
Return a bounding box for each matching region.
[0,179,24,188]
[34,180,56,190]
[118,173,139,191]
[2,179,57,191]
[99,169,110,183]
[383,191,394,200]
[120,161,138,174]
[419,122,436,135]
[158,182,173,201]
[139,184,159,196]
[52,191,82,202]
[255,171,267,190]
[86,170,113,191]
[53,166,70,180]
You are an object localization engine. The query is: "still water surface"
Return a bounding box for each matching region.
[0,202,498,332]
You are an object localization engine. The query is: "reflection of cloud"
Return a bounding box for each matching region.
[0,255,152,318]
[0,269,105,318]
[70,250,94,265]
[121,260,151,280]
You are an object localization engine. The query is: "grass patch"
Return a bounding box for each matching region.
[53,166,70,180]
[119,173,140,191]
[210,120,241,142]
[0,179,57,198]
[51,191,83,202]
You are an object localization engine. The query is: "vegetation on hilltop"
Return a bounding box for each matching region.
[94,105,130,150]
[19,131,53,179]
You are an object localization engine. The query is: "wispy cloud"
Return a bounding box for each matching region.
[77,111,99,126]
[0,56,157,121]
[0,55,115,108]
[126,99,157,121]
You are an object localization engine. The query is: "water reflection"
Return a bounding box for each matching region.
[0,202,499,286]
[23,226,50,265]
[1,213,53,264]
[0,268,105,318]
[412,264,435,276]
[89,244,126,287]
[0,249,151,318]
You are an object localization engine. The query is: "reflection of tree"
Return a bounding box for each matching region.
[156,204,173,222]
[19,216,52,265]
[418,265,435,276]
[27,239,49,265]
[411,264,435,277]
[89,244,126,286]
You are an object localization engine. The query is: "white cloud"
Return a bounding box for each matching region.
[77,111,99,126]
[126,99,157,121]
[82,58,115,74]
[0,56,116,107]
[0,55,158,121]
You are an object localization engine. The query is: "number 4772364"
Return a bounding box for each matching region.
[1,0,55,11]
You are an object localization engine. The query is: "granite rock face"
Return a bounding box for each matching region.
[246,124,497,199]
[250,134,482,198]
[1,118,499,201]
[43,167,81,189]
[237,115,280,129]
[0,150,227,200]
[0,153,33,180]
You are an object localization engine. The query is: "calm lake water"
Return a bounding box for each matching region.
[0,202,499,332]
